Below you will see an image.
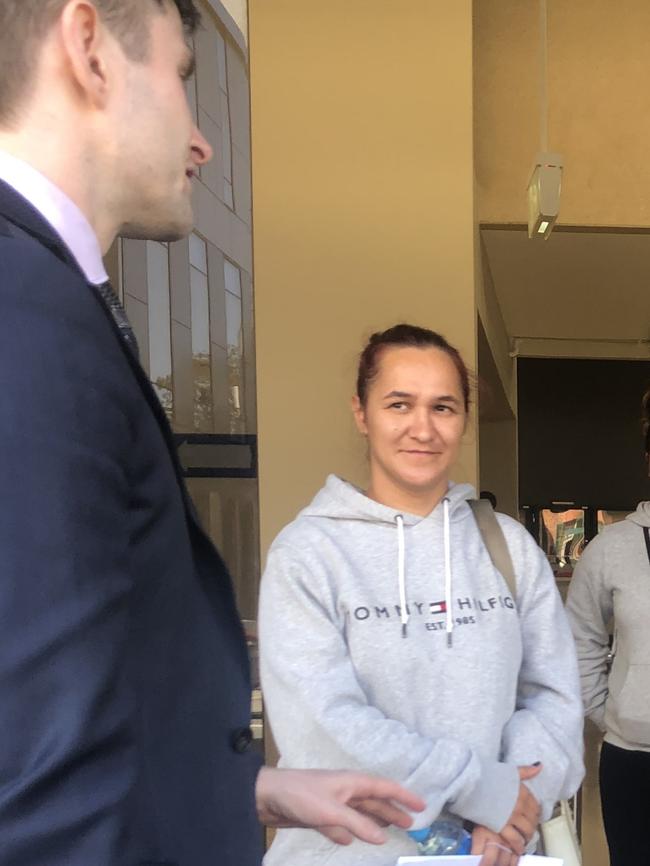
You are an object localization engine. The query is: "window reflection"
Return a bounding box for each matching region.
[597,510,631,530]
[190,233,212,432]
[216,31,234,210]
[540,508,585,601]
[146,241,173,417]
[224,259,244,433]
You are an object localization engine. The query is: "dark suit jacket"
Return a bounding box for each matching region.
[0,180,263,865]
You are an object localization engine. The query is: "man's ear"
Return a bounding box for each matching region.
[351,395,368,436]
[59,1,112,109]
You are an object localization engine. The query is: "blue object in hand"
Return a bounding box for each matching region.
[408,819,472,855]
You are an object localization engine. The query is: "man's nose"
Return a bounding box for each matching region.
[190,126,214,166]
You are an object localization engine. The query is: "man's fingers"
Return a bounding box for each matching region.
[351,797,416,829]
[343,776,425,814]
[327,805,388,846]
[319,825,355,845]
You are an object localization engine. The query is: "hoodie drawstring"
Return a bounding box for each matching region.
[396,515,408,638]
[396,501,453,645]
[443,498,453,647]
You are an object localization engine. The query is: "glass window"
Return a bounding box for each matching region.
[146,241,173,417]
[224,179,234,210]
[216,31,228,91]
[224,259,244,432]
[224,259,242,298]
[221,95,233,184]
[225,289,242,350]
[189,232,208,274]
[216,30,234,210]
[540,507,586,602]
[598,510,632,530]
[190,233,212,431]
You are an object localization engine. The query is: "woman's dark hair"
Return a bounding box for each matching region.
[643,386,650,454]
[356,323,471,410]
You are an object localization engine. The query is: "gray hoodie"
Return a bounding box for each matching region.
[566,501,650,751]
[259,476,584,866]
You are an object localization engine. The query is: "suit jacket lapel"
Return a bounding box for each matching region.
[0,179,82,274]
[0,180,201,531]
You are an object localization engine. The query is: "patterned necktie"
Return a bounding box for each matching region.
[94,280,140,360]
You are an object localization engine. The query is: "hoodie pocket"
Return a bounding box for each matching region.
[609,663,650,745]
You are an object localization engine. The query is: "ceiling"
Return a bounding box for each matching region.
[481,227,650,344]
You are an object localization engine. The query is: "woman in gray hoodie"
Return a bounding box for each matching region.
[259,324,584,866]
[566,387,650,866]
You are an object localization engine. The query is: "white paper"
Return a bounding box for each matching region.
[397,857,563,865]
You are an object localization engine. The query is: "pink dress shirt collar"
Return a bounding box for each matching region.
[0,150,108,285]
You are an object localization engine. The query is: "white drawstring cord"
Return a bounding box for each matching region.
[396,515,408,638]
[443,498,453,647]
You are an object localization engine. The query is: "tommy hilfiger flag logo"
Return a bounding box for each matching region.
[430,600,447,615]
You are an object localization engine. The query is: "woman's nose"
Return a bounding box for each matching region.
[409,409,436,440]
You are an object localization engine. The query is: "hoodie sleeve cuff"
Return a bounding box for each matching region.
[451,758,520,832]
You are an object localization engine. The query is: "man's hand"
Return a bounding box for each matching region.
[498,764,542,856]
[255,767,426,846]
[472,825,518,866]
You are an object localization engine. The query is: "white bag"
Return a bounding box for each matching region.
[540,799,582,866]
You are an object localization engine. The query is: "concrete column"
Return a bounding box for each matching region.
[250,0,478,553]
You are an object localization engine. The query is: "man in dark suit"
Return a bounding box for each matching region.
[0,2,424,864]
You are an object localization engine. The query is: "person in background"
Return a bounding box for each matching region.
[480,490,498,510]
[259,323,584,866]
[566,387,650,866]
[0,2,424,864]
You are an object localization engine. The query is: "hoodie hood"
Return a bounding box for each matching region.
[301,475,476,643]
[626,501,650,527]
[302,473,475,525]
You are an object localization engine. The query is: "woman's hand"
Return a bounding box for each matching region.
[472,825,518,866]
[498,763,542,854]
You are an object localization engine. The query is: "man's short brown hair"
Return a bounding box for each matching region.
[0,0,200,125]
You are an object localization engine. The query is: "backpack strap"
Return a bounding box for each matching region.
[468,499,518,603]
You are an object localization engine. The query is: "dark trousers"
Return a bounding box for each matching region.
[599,740,650,866]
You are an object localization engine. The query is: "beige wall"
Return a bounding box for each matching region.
[476,237,515,411]
[477,317,518,517]
[476,0,650,227]
[250,0,479,554]
[479,420,518,518]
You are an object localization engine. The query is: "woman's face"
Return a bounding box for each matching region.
[353,345,467,503]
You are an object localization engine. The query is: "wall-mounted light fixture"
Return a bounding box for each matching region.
[528,0,563,240]
[527,151,563,239]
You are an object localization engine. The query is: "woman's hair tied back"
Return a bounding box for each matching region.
[356,323,471,411]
